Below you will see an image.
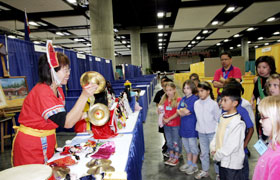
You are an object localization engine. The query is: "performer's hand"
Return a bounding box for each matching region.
[82,83,98,97]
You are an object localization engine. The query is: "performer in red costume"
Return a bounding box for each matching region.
[12,41,98,166]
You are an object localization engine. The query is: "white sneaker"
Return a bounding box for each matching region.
[216,174,220,180]
[195,170,209,179]
[179,163,190,172]
[185,166,198,175]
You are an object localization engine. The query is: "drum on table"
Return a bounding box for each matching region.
[0,164,54,180]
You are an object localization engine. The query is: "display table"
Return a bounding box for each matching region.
[48,111,144,180]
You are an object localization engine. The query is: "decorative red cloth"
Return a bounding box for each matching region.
[13,83,65,166]
[48,156,76,167]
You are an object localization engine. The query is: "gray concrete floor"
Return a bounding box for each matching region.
[0,75,260,180]
[142,75,259,180]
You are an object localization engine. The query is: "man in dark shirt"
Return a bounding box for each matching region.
[154,77,172,154]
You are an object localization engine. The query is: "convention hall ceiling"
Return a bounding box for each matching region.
[0,0,279,56]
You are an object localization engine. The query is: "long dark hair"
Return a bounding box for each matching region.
[197,81,214,100]
[38,52,70,85]
[255,56,276,76]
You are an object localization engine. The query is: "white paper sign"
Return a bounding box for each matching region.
[77,53,86,59]
[95,57,101,61]
[34,45,46,53]
[262,47,271,53]
[105,60,110,63]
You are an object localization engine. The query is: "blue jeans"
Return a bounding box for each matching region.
[182,137,199,155]
[198,132,219,173]
[164,126,182,153]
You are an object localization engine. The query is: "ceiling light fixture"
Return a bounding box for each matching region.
[86,43,91,46]
[159,43,163,46]
[273,31,280,35]
[247,27,255,31]
[216,43,221,46]
[211,21,219,25]
[8,35,16,39]
[264,43,269,46]
[127,45,131,48]
[158,39,163,42]
[202,30,209,34]
[164,33,168,36]
[196,36,201,40]
[74,38,85,42]
[166,12,172,17]
[121,36,125,39]
[248,41,251,44]
[278,40,280,42]
[63,32,70,35]
[237,44,241,47]
[37,22,48,26]
[165,25,170,28]
[254,45,259,48]
[157,24,164,29]
[56,32,64,36]
[225,6,235,13]
[233,34,240,38]
[188,45,192,47]
[29,21,39,26]
[113,28,118,32]
[66,0,77,4]
[191,41,196,44]
[158,33,163,37]
[159,46,162,49]
[33,41,40,44]
[266,17,276,22]
[121,40,127,44]
[157,12,165,18]
[224,39,229,42]
[229,47,233,49]
[116,36,121,39]
[258,37,264,40]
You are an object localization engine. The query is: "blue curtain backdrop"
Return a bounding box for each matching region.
[0,35,115,91]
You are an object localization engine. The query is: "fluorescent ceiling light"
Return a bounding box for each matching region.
[74,38,85,42]
[233,34,240,38]
[159,43,163,46]
[273,31,280,35]
[202,30,209,34]
[164,33,168,36]
[121,40,126,44]
[86,43,91,46]
[158,39,163,42]
[196,36,201,40]
[225,6,235,13]
[224,39,229,42]
[63,32,70,35]
[56,32,64,36]
[188,45,192,47]
[157,12,165,18]
[29,21,39,26]
[127,45,131,48]
[191,41,196,44]
[229,47,233,49]
[33,41,40,44]
[37,21,48,26]
[159,46,162,49]
[264,43,269,46]
[216,43,221,46]
[247,27,255,31]
[165,25,169,28]
[266,17,276,22]
[67,0,77,4]
[121,36,125,39]
[248,41,251,44]
[278,39,280,42]
[113,28,118,32]
[254,45,258,48]
[158,33,163,37]
[157,25,164,29]
[258,37,263,40]
[237,44,241,47]
[211,21,219,25]
[8,35,16,39]
[116,36,121,39]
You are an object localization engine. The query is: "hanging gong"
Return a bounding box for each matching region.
[88,103,110,126]
[80,71,106,94]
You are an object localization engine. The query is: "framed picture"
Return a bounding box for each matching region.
[0,76,29,108]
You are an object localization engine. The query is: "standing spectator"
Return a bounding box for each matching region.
[189,73,200,87]
[159,82,182,166]
[213,52,242,102]
[250,56,276,140]
[265,73,280,96]
[253,96,280,180]
[194,82,220,179]
[177,80,199,175]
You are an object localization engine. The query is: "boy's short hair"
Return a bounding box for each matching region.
[224,78,244,95]
[163,78,173,83]
[221,88,241,106]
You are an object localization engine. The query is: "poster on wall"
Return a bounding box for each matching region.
[0,76,29,108]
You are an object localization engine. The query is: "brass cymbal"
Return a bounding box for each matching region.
[88,103,110,126]
[80,71,106,94]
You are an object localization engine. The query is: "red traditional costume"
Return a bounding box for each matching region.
[13,83,65,166]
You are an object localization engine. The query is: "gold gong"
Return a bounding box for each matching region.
[80,71,106,94]
[88,103,110,126]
